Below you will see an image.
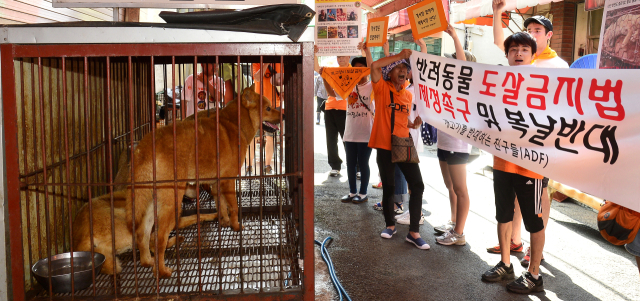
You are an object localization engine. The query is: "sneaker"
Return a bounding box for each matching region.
[520,247,544,268]
[264,165,273,175]
[405,234,430,250]
[372,182,382,189]
[356,172,361,179]
[330,169,340,177]
[316,121,320,125]
[434,221,455,235]
[341,194,355,203]
[245,166,253,177]
[486,240,524,254]
[436,230,466,246]
[396,212,425,225]
[394,210,410,220]
[380,228,397,239]
[481,261,515,282]
[507,272,544,294]
[352,195,368,204]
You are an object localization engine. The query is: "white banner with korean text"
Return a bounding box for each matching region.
[410,51,640,212]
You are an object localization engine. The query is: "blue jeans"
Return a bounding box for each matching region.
[345,142,372,195]
[394,165,408,203]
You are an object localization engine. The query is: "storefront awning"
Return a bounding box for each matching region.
[450,0,563,23]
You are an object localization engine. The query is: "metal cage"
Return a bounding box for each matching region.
[1,41,314,300]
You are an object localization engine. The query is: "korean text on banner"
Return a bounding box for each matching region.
[410,51,640,212]
[597,0,640,69]
[366,16,389,47]
[315,0,363,56]
[321,67,371,100]
[407,0,448,40]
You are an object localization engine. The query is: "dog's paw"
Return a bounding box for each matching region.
[158,267,173,278]
[140,256,155,268]
[220,218,230,228]
[231,222,244,232]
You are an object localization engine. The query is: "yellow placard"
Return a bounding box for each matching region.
[366,16,389,47]
[321,67,371,101]
[407,0,448,40]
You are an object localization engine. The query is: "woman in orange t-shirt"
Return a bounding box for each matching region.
[370,49,428,250]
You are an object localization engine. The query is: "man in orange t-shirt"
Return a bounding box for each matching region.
[480,32,546,294]
[315,46,349,177]
[246,63,282,176]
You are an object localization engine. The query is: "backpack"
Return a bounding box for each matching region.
[421,122,437,146]
[597,201,640,245]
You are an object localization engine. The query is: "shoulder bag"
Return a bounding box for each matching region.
[390,91,419,163]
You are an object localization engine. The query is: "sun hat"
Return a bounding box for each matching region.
[381,59,411,81]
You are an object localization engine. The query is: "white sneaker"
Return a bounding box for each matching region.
[395,210,410,220]
[396,212,425,225]
[330,169,340,177]
[434,221,455,234]
[356,172,361,179]
[436,230,466,246]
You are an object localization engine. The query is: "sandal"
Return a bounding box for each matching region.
[372,182,382,189]
[394,202,404,214]
[373,202,383,211]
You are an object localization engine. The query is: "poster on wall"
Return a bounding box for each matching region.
[407,0,448,40]
[315,0,362,56]
[597,0,640,69]
[366,16,389,47]
[411,50,640,212]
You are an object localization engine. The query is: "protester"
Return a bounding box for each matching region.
[626,230,640,280]
[183,63,224,117]
[393,39,430,227]
[480,32,545,294]
[315,46,349,177]
[489,0,568,266]
[370,49,427,249]
[314,70,328,125]
[321,43,374,204]
[432,25,473,246]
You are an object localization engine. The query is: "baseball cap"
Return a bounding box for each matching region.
[444,50,477,62]
[524,15,553,32]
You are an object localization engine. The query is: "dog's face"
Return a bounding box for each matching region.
[241,85,281,133]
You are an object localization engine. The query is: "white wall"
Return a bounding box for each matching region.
[441,14,524,66]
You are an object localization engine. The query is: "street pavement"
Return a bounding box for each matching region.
[312,119,640,301]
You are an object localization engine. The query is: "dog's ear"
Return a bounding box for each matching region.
[241,86,258,106]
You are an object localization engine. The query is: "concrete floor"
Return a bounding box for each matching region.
[312,119,640,301]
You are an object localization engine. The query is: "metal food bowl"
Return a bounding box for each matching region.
[31,251,105,294]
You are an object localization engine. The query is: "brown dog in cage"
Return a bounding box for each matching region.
[72,190,218,275]
[125,85,281,278]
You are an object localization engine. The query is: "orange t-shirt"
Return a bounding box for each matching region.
[325,95,347,110]
[493,157,543,179]
[368,79,412,151]
[252,63,281,107]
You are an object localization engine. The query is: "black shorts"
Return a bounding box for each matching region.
[493,170,545,233]
[437,149,469,165]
